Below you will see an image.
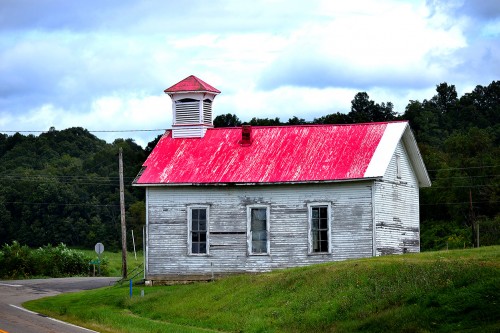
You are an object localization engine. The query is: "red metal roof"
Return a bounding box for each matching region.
[134,122,404,185]
[164,75,221,94]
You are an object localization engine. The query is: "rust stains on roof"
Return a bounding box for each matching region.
[134,122,401,185]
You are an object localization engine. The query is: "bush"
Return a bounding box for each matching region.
[477,215,500,246]
[0,242,92,279]
[421,220,473,251]
[0,241,33,278]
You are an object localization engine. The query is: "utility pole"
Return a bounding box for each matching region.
[119,147,127,278]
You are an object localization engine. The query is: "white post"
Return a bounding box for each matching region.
[132,229,137,260]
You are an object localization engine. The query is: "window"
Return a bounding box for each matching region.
[247,206,270,255]
[308,204,331,253]
[396,154,402,179]
[188,207,209,255]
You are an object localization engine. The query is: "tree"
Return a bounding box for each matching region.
[349,92,397,123]
[313,112,351,124]
[286,116,307,125]
[213,113,242,127]
[248,117,281,126]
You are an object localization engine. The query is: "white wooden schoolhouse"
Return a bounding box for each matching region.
[133,75,431,283]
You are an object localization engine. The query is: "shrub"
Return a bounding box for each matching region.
[0,242,92,279]
[0,241,33,278]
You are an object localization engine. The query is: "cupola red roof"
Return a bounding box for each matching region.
[164,75,221,94]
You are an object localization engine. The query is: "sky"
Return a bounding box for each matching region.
[1,0,499,147]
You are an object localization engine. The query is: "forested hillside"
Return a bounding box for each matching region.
[1,81,498,251]
[0,128,148,250]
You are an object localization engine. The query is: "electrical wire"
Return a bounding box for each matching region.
[0,129,166,133]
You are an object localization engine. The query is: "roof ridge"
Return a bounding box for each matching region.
[164,75,221,93]
[206,120,408,130]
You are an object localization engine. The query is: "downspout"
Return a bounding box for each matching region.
[371,181,377,257]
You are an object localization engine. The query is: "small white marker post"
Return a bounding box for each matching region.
[95,242,104,276]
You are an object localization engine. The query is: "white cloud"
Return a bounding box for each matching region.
[0,0,499,145]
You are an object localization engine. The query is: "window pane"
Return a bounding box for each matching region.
[192,209,199,220]
[191,208,207,254]
[199,219,206,231]
[250,208,268,254]
[311,206,329,253]
[252,240,267,253]
[251,219,266,231]
[252,230,267,241]
[319,217,328,230]
[252,208,266,221]
[199,209,206,220]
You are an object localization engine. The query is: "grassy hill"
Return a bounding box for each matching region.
[25,246,500,333]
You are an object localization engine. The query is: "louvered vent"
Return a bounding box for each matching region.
[166,76,220,138]
[203,99,212,125]
[175,99,200,124]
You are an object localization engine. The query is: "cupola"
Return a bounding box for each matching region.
[164,75,221,138]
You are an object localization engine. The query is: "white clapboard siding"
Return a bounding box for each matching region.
[374,142,420,255]
[146,182,374,279]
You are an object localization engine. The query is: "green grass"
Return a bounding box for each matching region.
[25,246,500,332]
[77,248,144,277]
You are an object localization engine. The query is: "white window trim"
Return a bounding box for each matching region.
[307,202,332,254]
[246,205,271,256]
[187,205,210,256]
[396,154,402,179]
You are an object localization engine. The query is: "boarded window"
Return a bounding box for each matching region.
[310,205,329,253]
[249,207,268,254]
[190,208,207,254]
[396,154,402,179]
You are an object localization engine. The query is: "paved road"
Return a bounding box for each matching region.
[0,277,118,333]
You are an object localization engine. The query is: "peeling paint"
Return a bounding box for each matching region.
[135,123,393,185]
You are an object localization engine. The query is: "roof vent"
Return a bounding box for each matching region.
[240,125,252,146]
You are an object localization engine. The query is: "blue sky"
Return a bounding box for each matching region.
[1,0,499,147]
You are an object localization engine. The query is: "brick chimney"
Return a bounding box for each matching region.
[240,125,252,145]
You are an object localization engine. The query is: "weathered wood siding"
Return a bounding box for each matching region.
[374,141,420,255]
[146,182,374,280]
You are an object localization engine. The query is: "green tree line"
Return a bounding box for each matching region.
[1,81,498,251]
[214,82,500,250]
[0,127,146,250]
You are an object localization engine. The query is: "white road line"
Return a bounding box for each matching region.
[0,283,22,287]
[9,305,99,333]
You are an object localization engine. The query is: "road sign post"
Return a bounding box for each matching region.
[95,242,104,276]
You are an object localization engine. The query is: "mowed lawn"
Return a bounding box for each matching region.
[25,246,500,333]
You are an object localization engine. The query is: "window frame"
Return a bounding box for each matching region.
[396,154,402,179]
[246,205,271,256]
[187,205,210,256]
[308,203,332,254]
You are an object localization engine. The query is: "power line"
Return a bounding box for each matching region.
[431,174,499,180]
[4,201,120,207]
[427,165,499,172]
[0,129,166,133]
[421,201,500,206]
